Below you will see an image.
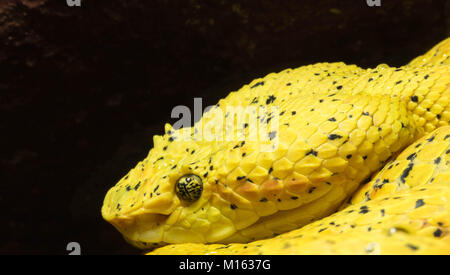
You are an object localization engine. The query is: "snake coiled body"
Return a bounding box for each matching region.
[102,38,450,254]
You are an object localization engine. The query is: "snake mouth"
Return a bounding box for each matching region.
[109,212,170,247]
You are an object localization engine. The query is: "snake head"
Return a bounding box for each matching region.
[102,123,230,249]
[101,104,285,249]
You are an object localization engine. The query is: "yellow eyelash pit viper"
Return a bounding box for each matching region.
[101,38,450,255]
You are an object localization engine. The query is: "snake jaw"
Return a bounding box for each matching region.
[112,213,169,249]
[105,206,183,248]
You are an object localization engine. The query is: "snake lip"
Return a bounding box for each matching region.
[109,212,170,246]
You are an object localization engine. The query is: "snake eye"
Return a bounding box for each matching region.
[175,174,203,202]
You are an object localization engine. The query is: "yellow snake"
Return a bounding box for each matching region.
[101,38,450,255]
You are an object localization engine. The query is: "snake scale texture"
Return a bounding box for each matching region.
[102,38,450,255]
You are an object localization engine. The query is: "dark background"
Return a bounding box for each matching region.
[0,0,449,254]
